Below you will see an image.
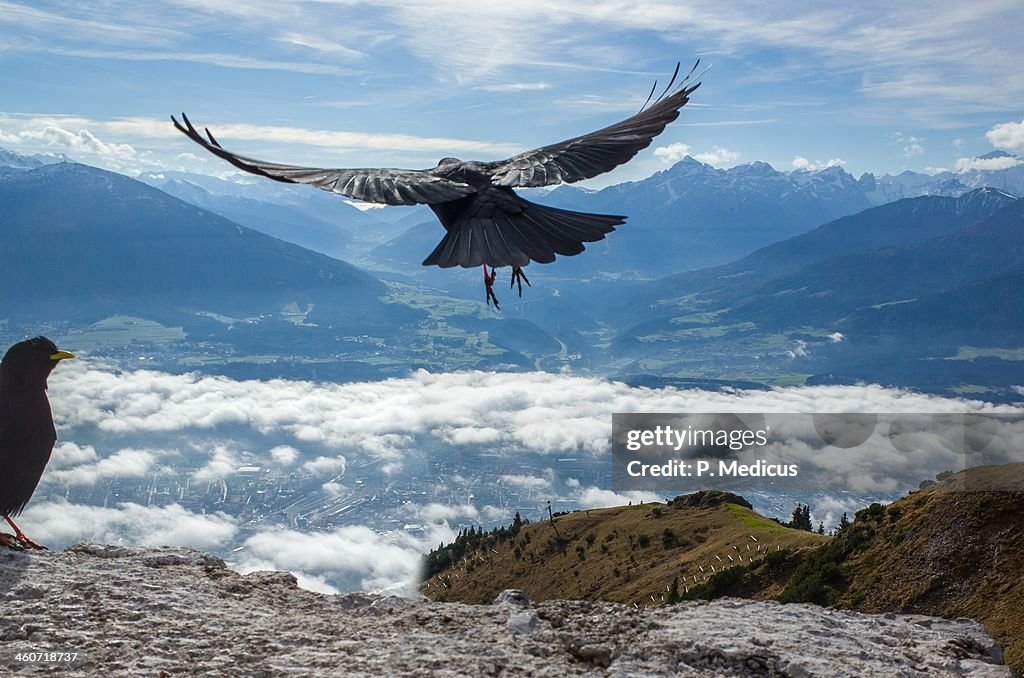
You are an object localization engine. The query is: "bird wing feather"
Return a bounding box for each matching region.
[486,61,702,188]
[171,114,476,206]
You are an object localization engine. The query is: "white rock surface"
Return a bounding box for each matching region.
[0,544,1010,676]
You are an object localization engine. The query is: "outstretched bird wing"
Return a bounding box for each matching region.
[485,61,703,188]
[171,114,475,206]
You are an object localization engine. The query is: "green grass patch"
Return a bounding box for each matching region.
[724,503,791,534]
[950,346,1024,361]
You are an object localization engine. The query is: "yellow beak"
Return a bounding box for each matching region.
[50,350,76,361]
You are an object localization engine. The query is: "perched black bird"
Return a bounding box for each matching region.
[0,337,75,550]
[174,61,703,307]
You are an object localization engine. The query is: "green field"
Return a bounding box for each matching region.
[58,315,186,351]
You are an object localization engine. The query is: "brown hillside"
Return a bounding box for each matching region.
[834,463,1024,673]
[421,490,827,608]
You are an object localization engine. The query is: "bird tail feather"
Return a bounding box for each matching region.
[422,199,623,269]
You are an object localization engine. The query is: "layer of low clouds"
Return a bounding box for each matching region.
[50,367,1019,465]
[25,366,1023,596]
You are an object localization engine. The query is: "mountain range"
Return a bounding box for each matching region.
[144,151,1024,285]
[2,146,1022,395]
[598,187,1024,398]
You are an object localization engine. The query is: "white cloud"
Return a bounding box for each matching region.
[653,142,691,163]
[12,125,138,162]
[694,146,740,167]
[577,487,663,509]
[786,340,810,358]
[416,503,480,524]
[321,481,347,496]
[791,156,847,171]
[828,332,845,343]
[48,441,99,469]
[270,445,300,465]
[480,505,510,521]
[810,494,867,531]
[192,446,240,481]
[903,143,924,157]
[19,500,238,550]
[237,525,440,594]
[954,156,1023,172]
[477,82,551,92]
[47,448,157,486]
[301,454,348,476]
[985,118,1024,151]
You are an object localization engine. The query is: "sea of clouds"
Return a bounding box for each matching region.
[16,364,1022,595]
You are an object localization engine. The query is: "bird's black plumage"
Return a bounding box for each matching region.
[0,337,74,549]
[172,61,702,277]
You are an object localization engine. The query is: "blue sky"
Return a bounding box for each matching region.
[1,1,1023,187]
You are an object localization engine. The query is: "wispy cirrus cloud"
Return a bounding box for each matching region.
[0,112,522,173]
[477,82,551,93]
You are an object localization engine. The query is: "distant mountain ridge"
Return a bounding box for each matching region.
[5,145,1021,283]
[0,148,71,171]
[610,187,1019,327]
[0,162,413,341]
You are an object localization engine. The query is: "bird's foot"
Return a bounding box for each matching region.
[510,266,531,297]
[3,515,46,550]
[0,532,26,551]
[15,533,47,551]
[483,265,501,309]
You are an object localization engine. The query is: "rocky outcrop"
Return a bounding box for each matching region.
[0,544,1010,676]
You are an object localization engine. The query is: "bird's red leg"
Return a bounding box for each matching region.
[510,266,531,297]
[483,265,500,309]
[3,514,46,550]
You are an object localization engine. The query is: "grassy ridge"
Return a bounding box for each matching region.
[421,491,826,607]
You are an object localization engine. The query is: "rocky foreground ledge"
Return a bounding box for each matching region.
[0,545,1011,677]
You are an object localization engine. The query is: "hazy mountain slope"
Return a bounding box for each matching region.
[721,197,1024,330]
[0,163,406,333]
[609,188,1017,327]
[152,178,354,259]
[842,267,1024,341]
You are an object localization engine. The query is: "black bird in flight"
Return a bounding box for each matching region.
[174,61,702,308]
[0,337,75,550]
